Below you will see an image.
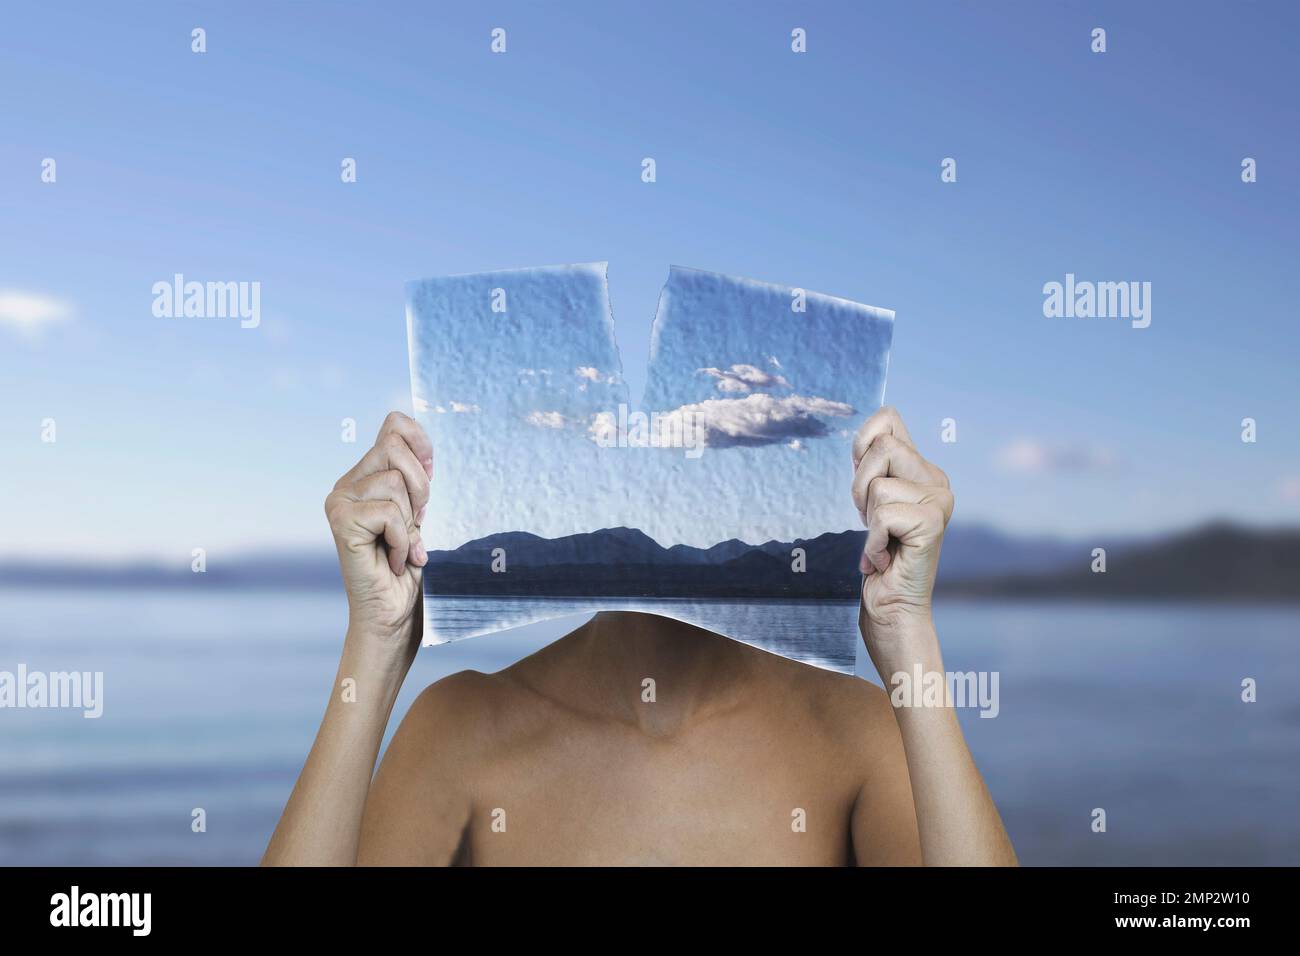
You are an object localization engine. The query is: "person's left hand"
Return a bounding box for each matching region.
[850,406,954,674]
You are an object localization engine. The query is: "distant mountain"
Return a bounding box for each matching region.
[0,551,342,591]
[940,521,1300,601]
[428,528,796,568]
[425,527,865,599]
[4,522,1295,600]
[934,524,1087,579]
[666,537,787,564]
[423,522,1095,595]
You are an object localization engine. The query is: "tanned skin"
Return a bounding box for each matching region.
[263,407,1017,866]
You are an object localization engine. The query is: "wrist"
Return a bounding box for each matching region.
[863,610,944,676]
[339,628,415,692]
[346,602,418,643]
[862,596,933,633]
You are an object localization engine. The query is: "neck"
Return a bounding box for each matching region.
[562,611,752,735]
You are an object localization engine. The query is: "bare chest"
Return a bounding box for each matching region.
[459,723,858,865]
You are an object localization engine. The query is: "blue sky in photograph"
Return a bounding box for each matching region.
[1,1,1298,559]
[407,262,632,549]
[408,263,891,548]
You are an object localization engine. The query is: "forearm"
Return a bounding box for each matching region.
[880,620,1018,866]
[262,633,411,866]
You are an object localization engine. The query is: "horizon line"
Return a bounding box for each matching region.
[1,517,1295,570]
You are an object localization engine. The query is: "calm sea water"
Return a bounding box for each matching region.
[1,588,1297,865]
[427,594,858,672]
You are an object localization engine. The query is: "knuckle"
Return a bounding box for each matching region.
[866,474,887,508]
[871,501,897,525]
[324,493,347,526]
[859,436,884,465]
[852,470,873,506]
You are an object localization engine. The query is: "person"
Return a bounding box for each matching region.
[262,406,1017,865]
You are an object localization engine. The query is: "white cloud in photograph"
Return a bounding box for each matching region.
[698,363,791,394]
[526,410,567,429]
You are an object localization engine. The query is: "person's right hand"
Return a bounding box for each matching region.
[324,411,432,654]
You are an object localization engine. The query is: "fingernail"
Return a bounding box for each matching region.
[422,457,433,478]
[416,505,426,525]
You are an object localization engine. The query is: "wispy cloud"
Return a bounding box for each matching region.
[526,410,567,429]
[996,439,1118,474]
[422,400,480,414]
[0,290,73,335]
[574,366,617,391]
[698,363,791,394]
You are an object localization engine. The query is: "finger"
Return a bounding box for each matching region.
[342,432,431,518]
[851,434,948,517]
[352,469,415,530]
[852,406,914,467]
[346,500,412,576]
[864,476,954,527]
[379,411,433,476]
[408,529,427,570]
[861,502,944,574]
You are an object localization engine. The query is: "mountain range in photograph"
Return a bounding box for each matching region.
[424,526,865,599]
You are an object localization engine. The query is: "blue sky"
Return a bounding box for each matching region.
[2,1,1298,559]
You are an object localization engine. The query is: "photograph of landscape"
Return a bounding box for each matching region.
[406,263,895,669]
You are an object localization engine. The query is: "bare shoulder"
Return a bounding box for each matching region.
[359,670,514,864]
[400,667,538,754]
[753,653,920,864]
[408,668,499,716]
[755,650,899,752]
